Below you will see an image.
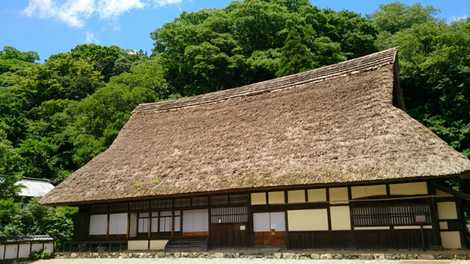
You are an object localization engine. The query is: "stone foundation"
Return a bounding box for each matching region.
[55,250,470,260]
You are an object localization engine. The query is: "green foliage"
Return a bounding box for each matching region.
[371,2,437,34]
[0,130,22,199]
[68,44,145,81]
[0,199,76,241]
[373,5,470,157]
[31,249,53,260]
[151,0,377,95]
[0,46,39,63]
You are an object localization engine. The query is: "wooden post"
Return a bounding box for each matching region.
[428,181,442,249]
[127,202,130,239]
[457,178,468,249]
[148,200,151,250]
[284,190,289,249]
[347,186,354,248]
[171,198,175,238]
[208,195,212,248]
[106,204,110,239]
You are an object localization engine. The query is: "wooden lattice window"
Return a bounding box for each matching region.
[211,195,229,206]
[151,199,172,209]
[129,201,148,211]
[192,196,209,207]
[210,207,248,224]
[351,204,431,226]
[229,193,249,205]
[174,198,191,208]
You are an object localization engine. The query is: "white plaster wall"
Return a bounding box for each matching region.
[44,242,54,254]
[389,182,428,195]
[351,185,386,199]
[288,209,328,231]
[31,243,43,252]
[128,240,148,250]
[329,187,348,204]
[18,243,30,258]
[330,206,351,230]
[149,240,168,250]
[307,188,326,202]
[268,191,285,204]
[4,244,18,259]
[288,190,305,203]
[251,193,266,205]
[437,202,458,220]
[441,231,462,249]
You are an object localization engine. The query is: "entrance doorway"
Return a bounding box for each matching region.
[253,211,286,247]
[209,207,250,247]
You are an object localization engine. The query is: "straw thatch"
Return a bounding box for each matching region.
[41,48,470,205]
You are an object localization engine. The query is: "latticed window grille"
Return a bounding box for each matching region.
[151,199,172,209]
[192,196,209,207]
[210,207,249,224]
[174,198,191,208]
[129,201,148,211]
[229,193,249,205]
[211,195,229,206]
[351,204,431,226]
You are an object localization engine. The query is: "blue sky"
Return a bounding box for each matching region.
[1,0,469,61]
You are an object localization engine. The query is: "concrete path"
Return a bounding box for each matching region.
[32,259,465,264]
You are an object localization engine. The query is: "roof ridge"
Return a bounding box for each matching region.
[135,48,397,113]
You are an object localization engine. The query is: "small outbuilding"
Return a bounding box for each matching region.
[41,49,470,250]
[16,178,54,198]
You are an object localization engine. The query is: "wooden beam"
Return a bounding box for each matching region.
[430,181,470,201]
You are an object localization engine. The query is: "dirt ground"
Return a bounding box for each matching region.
[32,258,465,264]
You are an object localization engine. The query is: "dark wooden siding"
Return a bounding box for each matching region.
[288,229,433,249]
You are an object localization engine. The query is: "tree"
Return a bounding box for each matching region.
[0,199,76,242]
[151,0,377,96]
[372,3,470,157]
[68,44,145,81]
[371,2,437,34]
[0,130,22,198]
[0,46,39,63]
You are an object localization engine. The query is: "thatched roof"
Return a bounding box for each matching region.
[41,48,470,205]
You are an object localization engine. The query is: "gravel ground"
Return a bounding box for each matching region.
[32,259,465,264]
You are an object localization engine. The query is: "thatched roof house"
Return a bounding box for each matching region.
[42,48,470,206]
[41,48,470,251]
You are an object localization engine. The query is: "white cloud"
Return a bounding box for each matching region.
[97,0,144,19]
[85,32,99,43]
[448,15,468,23]
[23,0,182,28]
[154,0,182,7]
